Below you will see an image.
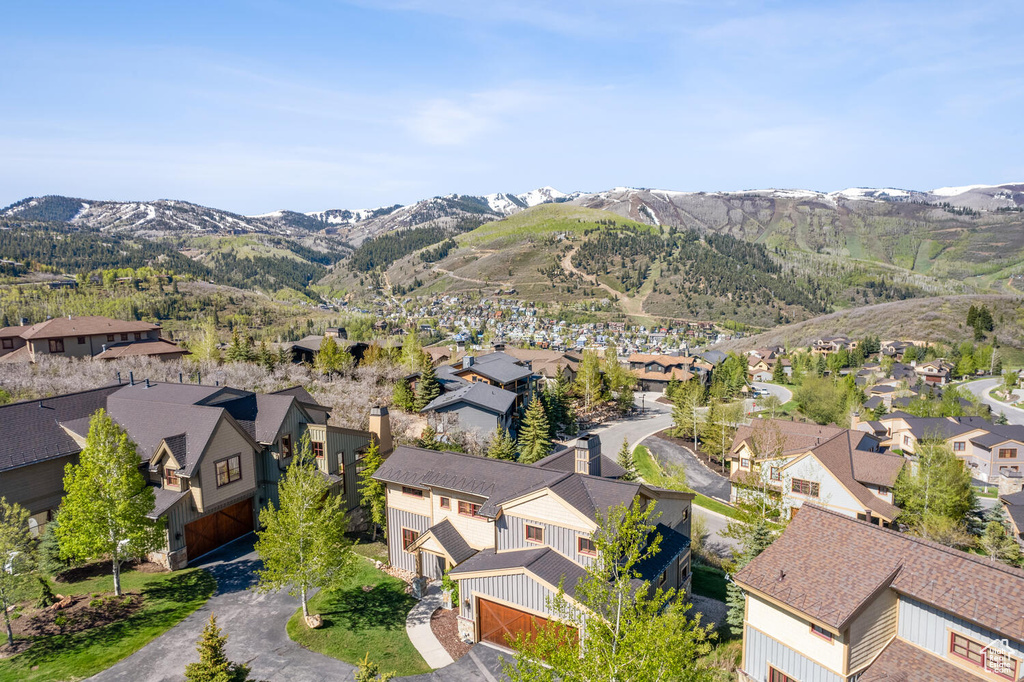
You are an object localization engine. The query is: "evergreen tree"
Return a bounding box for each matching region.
[226,329,246,363]
[355,654,396,682]
[518,398,552,464]
[257,341,276,372]
[277,345,291,367]
[256,433,355,618]
[184,614,253,682]
[413,365,442,411]
[57,410,164,596]
[616,438,637,481]
[771,358,785,383]
[358,441,387,541]
[37,516,71,577]
[725,519,775,636]
[486,427,519,461]
[392,378,415,411]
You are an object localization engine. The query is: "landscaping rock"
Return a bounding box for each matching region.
[49,596,74,611]
[304,614,323,629]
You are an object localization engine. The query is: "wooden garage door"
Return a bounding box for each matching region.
[184,498,254,562]
[479,598,556,648]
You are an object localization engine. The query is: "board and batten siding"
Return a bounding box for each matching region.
[195,418,258,511]
[847,588,898,674]
[0,456,75,518]
[497,514,594,567]
[897,596,1024,661]
[743,625,843,682]
[459,572,560,621]
[386,507,431,574]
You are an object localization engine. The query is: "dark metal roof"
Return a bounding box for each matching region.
[449,547,588,599]
[420,382,516,416]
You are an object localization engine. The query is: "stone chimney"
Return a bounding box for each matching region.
[575,434,602,477]
[999,470,1024,496]
[369,406,393,456]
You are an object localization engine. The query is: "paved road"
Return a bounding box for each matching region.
[746,381,793,416]
[90,536,507,682]
[643,434,731,501]
[963,378,1024,425]
[588,391,674,452]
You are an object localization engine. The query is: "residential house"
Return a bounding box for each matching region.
[288,329,369,366]
[730,420,904,525]
[420,382,517,440]
[810,336,855,355]
[1001,485,1024,542]
[880,340,916,360]
[0,379,390,568]
[735,504,1024,682]
[373,435,694,646]
[0,315,187,363]
[628,353,700,392]
[748,355,791,383]
[915,359,954,385]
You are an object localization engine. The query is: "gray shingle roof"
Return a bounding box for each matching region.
[449,547,588,599]
[633,523,691,584]
[1001,490,1024,533]
[147,487,188,519]
[423,519,477,564]
[420,382,516,416]
[533,446,627,479]
[548,475,641,522]
[456,354,532,384]
[0,384,122,472]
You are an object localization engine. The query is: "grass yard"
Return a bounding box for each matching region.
[691,564,729,602]
[634,445,742,521]
[286,560,430,677]
[0,566,215,682]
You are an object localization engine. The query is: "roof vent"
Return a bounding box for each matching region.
[778,569,786,582]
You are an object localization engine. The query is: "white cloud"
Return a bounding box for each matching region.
[402,88,548,146]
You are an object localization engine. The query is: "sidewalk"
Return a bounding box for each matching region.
[406,582,454,669]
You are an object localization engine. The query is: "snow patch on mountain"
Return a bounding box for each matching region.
[515,186,569,207]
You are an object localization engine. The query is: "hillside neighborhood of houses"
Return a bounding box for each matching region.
[1,313,1023,681]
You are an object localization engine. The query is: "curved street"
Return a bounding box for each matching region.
[963,378,1024,425]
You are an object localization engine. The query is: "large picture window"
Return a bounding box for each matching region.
[458,501,482,518]
[791,478,820,498]
[215,454,242,487]
[48,339,64,353]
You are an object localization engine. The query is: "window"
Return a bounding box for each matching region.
[134,332,141,341]
[659,570,667,586]
[578,537,596,556]
[311,441,324,458]
[525,524,544,544]
[681,507,689,522]
[215,454,242,487]
[810,624,834,643]
[439,496,450,509]
[1,338,12,350]
[679,557,690,582]
[458,501,482,518]
[402,528,419,551]
[402,486,424,497]
[986,647,1019,680]
[999,448,1018,459]
[107,334,115,342]
[164,469,179,487]
[120,333,128,341]
[791,478,820,498]
[48,339,64,353]
[770,466,781,481]
[281,435,292,459]
[903,435,912,446]
[953,441,965,451]
[740,457,750,468]
[951,632,985,667]
[77,336,86,344]
[768,667,796,682]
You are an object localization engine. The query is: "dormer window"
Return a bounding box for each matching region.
[312,441,324,459]
[164,469,179,488]
[525,524,544,544]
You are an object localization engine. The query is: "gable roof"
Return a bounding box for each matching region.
[0,384,123,472]
[455,354,532,384]
[734,504,1024,639]
[408,519,477,565]
[448,547,589,600]
[860,636,984,682]
[798,431,903,520]
[18,316,158,340]
[533,446,627,479]
[731,419,846,458]
[94,338,188,359]
[420,382,516,416]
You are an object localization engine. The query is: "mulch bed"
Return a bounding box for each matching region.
[652,429,730,476]
[55,559,166,583]
[430,607,472,661]
[10,591,145,640]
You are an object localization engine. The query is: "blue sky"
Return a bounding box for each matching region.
[2,0,1022,214]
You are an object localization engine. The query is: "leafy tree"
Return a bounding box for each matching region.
[672,379,705,443]
[616,438,638,481]
[902,345,919,363]
[256,433,355,618]
[355,653,396,682]
[574,351,605,411]
[0,498,34,646]
[603,345,635,413]
[518,398,552,464]
[542,371,577,437]
[978,517,1020,566]
[193,319,222,363]
[701,399,740,468]
[315,336,352,374]
[486,427,519,461]
[401,331,425,371]
[57,410,164,596]
[413,365,442,411]
[794,376,851,426]
[184,614,253,682]
[391,378,415,411]
[894,439,976,545]
[503,502,715,682]
[358,441,387,541]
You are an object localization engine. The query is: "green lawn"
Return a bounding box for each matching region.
[691,564,728,602]
[286,560,430,677]
[0,566,215,682]
[634,445,742,521]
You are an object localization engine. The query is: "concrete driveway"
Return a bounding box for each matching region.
[642,434,731,501]
[89,536,508,682]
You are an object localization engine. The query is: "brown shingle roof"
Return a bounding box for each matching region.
[860,637,987,681]
[631,367,694,382]
[734,505,1024,639]
[94,338,189,359]
[803,431,902,520]
[18,316,158,340]
[731,419,846,458]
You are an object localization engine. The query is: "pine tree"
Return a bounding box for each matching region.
[184,614,252,682]
[358,441,387,541]
[725,519,775,636]
[413,365,441,411]
[518,398,552,464]
[278,345,291,366]
[256,433,355,618]
[616,438,637,481]
[257,341,276,372]
[486,427,519,461]
[57,410,164,596]
[771,358,785,383]
[392,378,415,411]
[355,653,396,682]
[226,329,246,362]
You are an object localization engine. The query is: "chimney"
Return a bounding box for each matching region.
[575,434,602,477]
[369,406,393,455]
[464,355,474,368]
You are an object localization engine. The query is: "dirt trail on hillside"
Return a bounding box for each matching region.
[560,246,648,316]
